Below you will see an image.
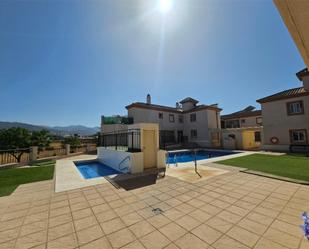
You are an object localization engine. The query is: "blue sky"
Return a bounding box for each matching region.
[0,0,305,127]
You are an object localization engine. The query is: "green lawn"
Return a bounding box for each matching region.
[0,160,55,197]
[218,154,309,182]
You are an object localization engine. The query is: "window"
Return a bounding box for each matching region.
[254,132,261,142]
[190,113,196,122]
[287,101,304,115]
[241,119,246,124]
[191,129,197,138]
[158,113,163,119]
[178,115,184,123]
[225,120,240,128]
[169,114,175,123]
[256,117,262,125]
[290,129,307,144]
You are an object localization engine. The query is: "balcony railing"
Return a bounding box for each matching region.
[99,129,141,152]
[102,116,133,125]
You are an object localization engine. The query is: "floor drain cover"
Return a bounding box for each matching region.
[152,208,164,215]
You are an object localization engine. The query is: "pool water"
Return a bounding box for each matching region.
[75,161,120,179]
[167,150,238,164]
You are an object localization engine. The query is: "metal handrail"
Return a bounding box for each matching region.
[118,156,130,172]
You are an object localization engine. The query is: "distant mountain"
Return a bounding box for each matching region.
[0,121,100,136]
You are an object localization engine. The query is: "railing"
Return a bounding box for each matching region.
[38,148,66,159]
[118,156,130,172]
[0,148,30,165]
[102,116,134,125]
[159,130,176,149]
[99,129,141,152]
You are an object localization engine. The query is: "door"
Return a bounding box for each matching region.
[177,130,183,143]
[143,130,157,169]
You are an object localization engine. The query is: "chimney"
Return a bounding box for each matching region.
[296,68,309,91]
[303,74,309,91]
[146,94,151,104]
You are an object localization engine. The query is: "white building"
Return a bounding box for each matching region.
[102,95,222,148]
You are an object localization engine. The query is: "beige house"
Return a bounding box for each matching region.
[221,106,262,150]
[257,69,309,151]
[102,95,222,148]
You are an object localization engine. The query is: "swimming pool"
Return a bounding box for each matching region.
[166,150,239,164]
[75,161,120,179]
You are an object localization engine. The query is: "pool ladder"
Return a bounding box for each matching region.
[118,156,130,173]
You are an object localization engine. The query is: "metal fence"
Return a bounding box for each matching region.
[0,148,30,165]
[159,130,176,149]
[99,129,141,152]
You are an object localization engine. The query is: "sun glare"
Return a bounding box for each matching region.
[158,0,173,14]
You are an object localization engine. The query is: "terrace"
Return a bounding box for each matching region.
[0,163,308,249]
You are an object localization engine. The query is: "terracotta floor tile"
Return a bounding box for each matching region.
[79,237,112,249]
[20,220,48,237]
[175,233,209,249]
[206,217,233,233]
[24,211,49,224]
[100,217,125,235]
[72,208,93,220]
[175,215,201,231]
[189,209,212,222]
[227,226,260,247]
[91,203,110,215]
[48,222,75,241]
[246,212,274,226]
[213,235,250,249]
[121,212,144,226]
[263,228,300,249]
[107,228,136,248]
[0,217,23,232]
[15,230,47,249]
[0,226,20,244]
[254,238,290,249]
[96,210,118,223]
[129,220,155,238]
[237,218,268,236]
[159,222,187,242]
[74,215,98,231]
[140,230,170,249]
[49,206,71,218]
[147,214,171,229]
[76,224,104,245]
[47,233,78,249]
[48,213,72,228]
[192,224,223,245]
[270,220,303,238]
[121,240,146,249]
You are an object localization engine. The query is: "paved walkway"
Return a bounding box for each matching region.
[0,170,309,249]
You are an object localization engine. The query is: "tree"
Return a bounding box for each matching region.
[31,129,52,150]
[0,128,32,162]
[63,136,81,148]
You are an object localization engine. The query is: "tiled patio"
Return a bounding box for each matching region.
[0,169,309,249]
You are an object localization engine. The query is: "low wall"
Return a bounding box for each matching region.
[262,144,290,152]
[157,150,167,169]
[97,147,131,173]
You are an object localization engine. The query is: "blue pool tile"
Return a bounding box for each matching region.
[75,161,120,179]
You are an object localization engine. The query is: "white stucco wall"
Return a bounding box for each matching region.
[97,147,132,173]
